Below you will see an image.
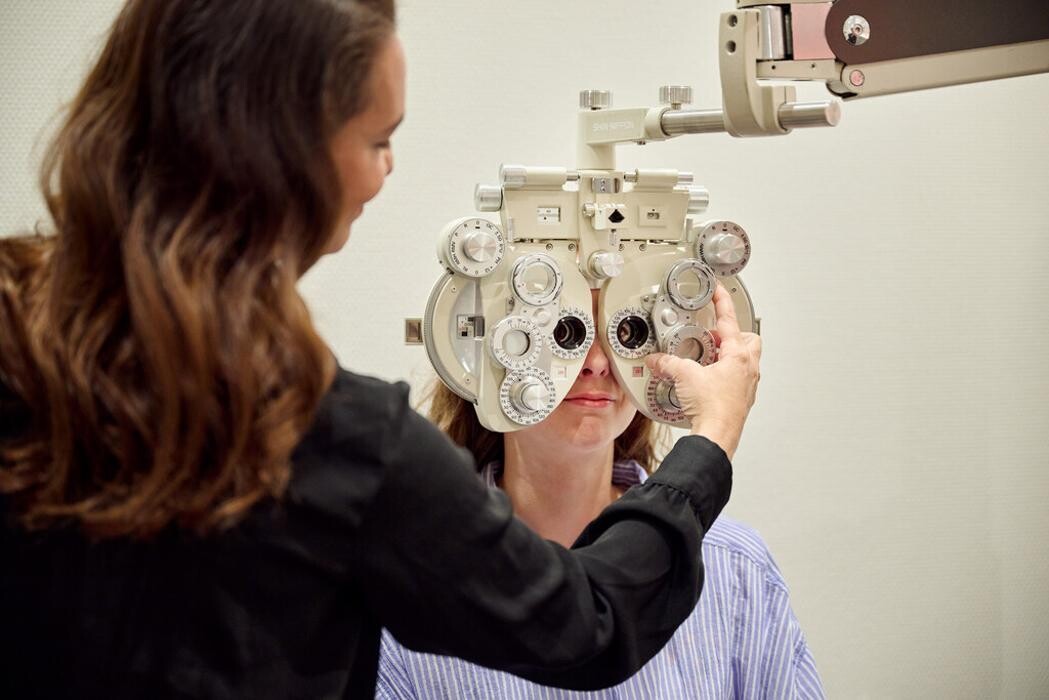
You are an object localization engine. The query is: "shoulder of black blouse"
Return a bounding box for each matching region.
[284,368,413,528]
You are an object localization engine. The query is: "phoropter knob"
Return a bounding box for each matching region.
[695,220,751,276]
[474,184,503,212]
[653,380,682,412]
[499,368,557,425]
[437,217,506,278]
[659,85,693,108]
[579,90,613,110]
[510,378,550,414]
[704,232,746,267]
[462,230,498,263]
[588,251,625,279]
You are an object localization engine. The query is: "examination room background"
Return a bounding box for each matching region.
[2,1,1047,697]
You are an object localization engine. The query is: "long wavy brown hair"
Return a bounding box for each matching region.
[0,0,396,539]
[426,381,670,474]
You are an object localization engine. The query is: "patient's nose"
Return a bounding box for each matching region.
[580,340,610,378]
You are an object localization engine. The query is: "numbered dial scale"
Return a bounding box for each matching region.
[438,217,506,278]
[500,368,558,425]
[695,221,751,277]
[665,325,717,365]
[646,377,690,426]
[489,316,545,370]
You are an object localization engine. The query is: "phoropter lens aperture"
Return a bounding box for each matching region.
[616,316,650,350]
[553,316,587,351]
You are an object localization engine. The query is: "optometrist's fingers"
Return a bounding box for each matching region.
[710,284,743,352]
[643,345,761,460]
[644,352,685,382]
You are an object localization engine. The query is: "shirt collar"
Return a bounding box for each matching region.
[479,459,647,490]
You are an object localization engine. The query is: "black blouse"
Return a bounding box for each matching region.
[0,369,731,699]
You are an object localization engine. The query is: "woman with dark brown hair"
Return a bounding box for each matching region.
[0,1,760,698]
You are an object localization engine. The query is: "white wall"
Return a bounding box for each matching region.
[3,1,1048,696]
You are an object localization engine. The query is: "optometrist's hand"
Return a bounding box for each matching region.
[645,283,761,460]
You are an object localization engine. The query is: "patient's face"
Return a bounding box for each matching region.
[519,290,637,451]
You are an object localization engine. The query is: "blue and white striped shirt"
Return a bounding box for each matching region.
[376,462,824,699]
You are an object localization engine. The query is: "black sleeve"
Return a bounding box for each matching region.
[319,372,731,691]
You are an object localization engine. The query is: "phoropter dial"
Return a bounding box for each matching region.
[550,306,595,361]
[489,316,544,370]
[438,217,506,278]
[645,377,689,426]
[665,259,717,311]
[664,325,716,365]
[606,307,657,359]
[511,253,564,307]
[695,220,751,277]
[500,368,558,425]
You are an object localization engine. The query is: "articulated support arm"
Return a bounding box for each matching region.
[731,0,1049,115]
[575,0,1049,162]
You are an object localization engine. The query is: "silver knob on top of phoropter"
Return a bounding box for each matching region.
[659,85,693,109]
[695,220,752,277]
[500,164,527,189]
[579,89,613,110]
[474,184,503,212]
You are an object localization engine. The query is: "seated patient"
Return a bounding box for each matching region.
[377,292,824,699]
